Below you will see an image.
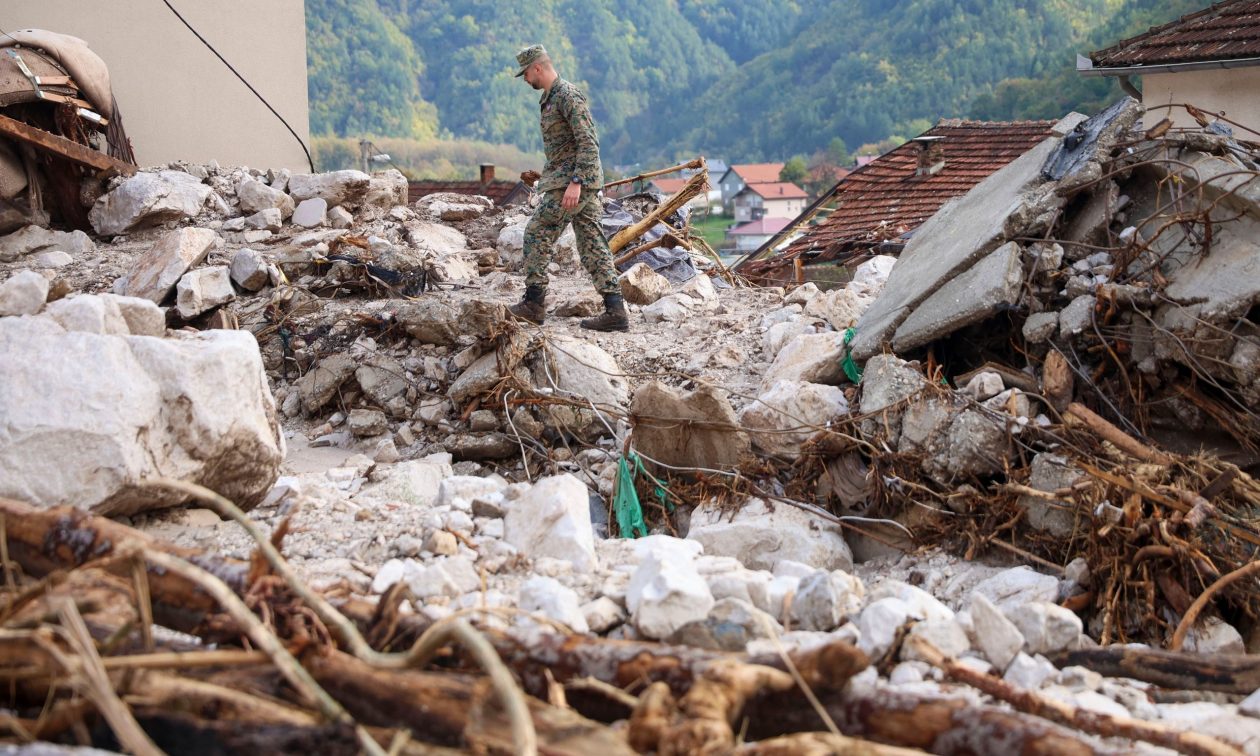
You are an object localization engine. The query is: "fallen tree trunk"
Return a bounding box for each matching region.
[1049,646,1260,695]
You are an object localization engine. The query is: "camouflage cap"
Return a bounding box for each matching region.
[514,44,547,77]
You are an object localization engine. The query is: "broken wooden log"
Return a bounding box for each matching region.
[1049,645,1260,695]
[1065,402,1174,465]
[602,157,705,191]
[0,113,136,177]
[609,172,709,254]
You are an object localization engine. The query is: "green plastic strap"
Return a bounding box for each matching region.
[615,455,648,538]
[631,452,674,512]
[841,327,863,383]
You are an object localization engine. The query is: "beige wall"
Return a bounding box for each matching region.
[1143,68,1260,132]
[5,0,310,171]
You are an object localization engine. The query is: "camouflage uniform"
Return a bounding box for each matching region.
[522,78,618,295]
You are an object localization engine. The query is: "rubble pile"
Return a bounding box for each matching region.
[2,104,1260,754]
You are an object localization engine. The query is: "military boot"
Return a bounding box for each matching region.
[508,285,547,325]
[580,293,630,332]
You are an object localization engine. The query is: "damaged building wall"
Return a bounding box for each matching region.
[5,0,311,171]
[1142,67,1260,131]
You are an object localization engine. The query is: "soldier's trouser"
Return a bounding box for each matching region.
[523,188,618,295]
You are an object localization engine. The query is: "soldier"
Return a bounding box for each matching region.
[509,45,628,332]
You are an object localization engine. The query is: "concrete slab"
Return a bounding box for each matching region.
[851,134,1062,361]
[891,241,1024,352]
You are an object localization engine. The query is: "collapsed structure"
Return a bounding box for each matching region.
[2,32,1260,754]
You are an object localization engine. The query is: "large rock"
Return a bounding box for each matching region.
[356,455,452,507]
[0,270,49,316]
[971,566,1060,611]
[291,198,328,228]
[533,336,629,439]
[448,351,531,406]
[740,380,848,458]
[230,248,270,291]
[0,225,95,263]
[620,263,671,305]
[116,227,218,304]
[43,295,128,335]
[364,169,409,211]
[630,382,749,471]
[0,309,283,515]
[497,217,579,270]
[791,570,865,630]
[968,593,1025,672]
[761,332,847,389]
[687,497,853,573]
[1018,453,1087,537]
[668,597,780,650]
[504,474,598,571]
[396,298,462,345]
[1004,601,1083,655]
[288,170,371,209]
[90,170,212,236]
[355,353,409,406]
[627,547,714,640]
[236,178,295,219]
[295,353,357,413]
[175,266,235,319]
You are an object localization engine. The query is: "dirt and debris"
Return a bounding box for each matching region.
[2,101,1260,754]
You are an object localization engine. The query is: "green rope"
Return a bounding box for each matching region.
[841,327,863,383]
[614,455,648,538]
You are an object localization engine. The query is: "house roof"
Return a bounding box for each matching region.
[650,177,691,195]
[739,182,808,200]
[729,217,793,235]
[408,179,526,205]
[721,163,785,184]
[738,119,1056,272]
[1088,0,1260,69]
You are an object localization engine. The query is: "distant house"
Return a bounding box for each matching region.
[734,119,1060,285]
[1079,0,1260,131]
[408,163,529,206]
[717,163,784,211]
[732,181,808,223]
[726,217,793,253]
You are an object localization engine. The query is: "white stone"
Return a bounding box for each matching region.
[858,597,911,659]
[1003,652,1057,690]
[244,208,282,231]
[0,270,49,316]
[365,169,409,211]
[964,371,1004,401]
[790,570,865,631]
[117,227,218,304]
[902,619,970,662]
[175,266,235,319]
[90,170,212,235]
[357,456,452,507]
[534,336,629,439]
[808,286,877,331]
[1004,601,1083,655]
[761,332,847,389]
[371,558,407,593]
[784,282,820,306]
[581,596,626,634]
[680,273,718,304]
[328,205,354,228]
[761,305,802,329]
[504,474,597,571]
[619,262,671,305]
[520,576,590,633]
[968,593,1024,671]
[739,380,848,458]
[1240,688,1260,719]
[31,250,72,268]
[292,197,328,229]
[99,294,165,337]
[437,476,506,513]
[0,317,283,515]
[407,556,479,599]
[641,294,692,323]
[763,318,818,360]
[687,497,852,572]
[230,248,270,291]
[289,170,371,209]
[866,580,955,623]
[970,566,1060,611]
[627,547,714,640]
[0,225,94,263]
[889,661,929,685]
[852,255,897,289]
[1181,615,1246,655]
[43,295,129,335]
[237,177,295,218]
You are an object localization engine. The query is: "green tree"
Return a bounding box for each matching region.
[779,156,808,184]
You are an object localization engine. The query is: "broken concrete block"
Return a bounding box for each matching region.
[627,546,714,640]
[504,473,598,571]
[809,286,876,330]
[687,497,853,573]
[175,266,235,319]
[0,225,95,263]
[619,262,671,305]
[532,336,629,440]
[364,169,409,211]
[1023,311,1059,343]
[1058,294,1096,337]
[941,406,1011,479]
[417,192,492,221]
[1017,453,1086,537]
[296,353,358,413]
[237,178,295,219]
[892,241,1025,352]
[229,248,270,291]
[0,313,283,515]
[761,332,847,388]
[292,198,328,228]
[631,381,749,471]
[90,170,212,236]
[396,298,461,345]
[348,408,388,437]
[355,353,409,407]
[739,380,848,458]
[289,170,371,209]
[43,294,129,335]
[328,205,354,229]
[244,208,282,231]
[0,270,49,316]
[117,227,218,304]
[446,432,518,461]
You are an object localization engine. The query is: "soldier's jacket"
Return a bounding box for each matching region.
[537,78,603,192]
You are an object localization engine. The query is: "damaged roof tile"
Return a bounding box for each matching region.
[1089,0,1260,68]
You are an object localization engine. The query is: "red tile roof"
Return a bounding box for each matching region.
[729,217,794,235]
[650,177,691,194]
[1089,0,1260,67]
[729,163,785,183]
[772,120,1056,262]
[408,179,525,205]
[741,182,808,200]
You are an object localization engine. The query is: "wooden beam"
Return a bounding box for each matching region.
[0,113,135,176]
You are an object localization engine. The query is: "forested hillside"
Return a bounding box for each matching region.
[305,0,1205,168]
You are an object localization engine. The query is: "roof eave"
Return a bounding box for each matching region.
[1078,52,1260,77]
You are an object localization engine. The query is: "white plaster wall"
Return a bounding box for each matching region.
[5,1,310,171]
[1142,68,1260,133]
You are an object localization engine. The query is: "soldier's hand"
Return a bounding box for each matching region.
[520,170,541,186]
[561,182,581,210]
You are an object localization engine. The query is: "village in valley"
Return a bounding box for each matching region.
[4,1,1260,754]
